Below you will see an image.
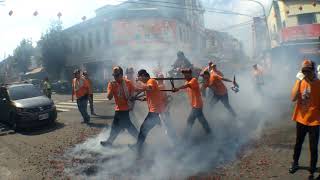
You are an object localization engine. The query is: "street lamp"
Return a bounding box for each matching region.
[242,0,272,48]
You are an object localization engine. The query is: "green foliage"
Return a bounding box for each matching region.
[13,39,34,73]
[38,20,69,79]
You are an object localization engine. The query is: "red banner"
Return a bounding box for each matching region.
[281,24,320,42]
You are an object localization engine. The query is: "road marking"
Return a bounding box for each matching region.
[93,100,106,103]
[55,105,78,109]
[58,102,77,105]
[94,98,107,101]
[56,108,70,112]
[66,100,106,103]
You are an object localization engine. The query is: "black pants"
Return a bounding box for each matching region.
[106,111,139,144]
[76,95,90,122]
[136,112,161,152]
[185,108,211,139]
[293,122,319,173]
[210,93,236,117]
[89,94,94,113]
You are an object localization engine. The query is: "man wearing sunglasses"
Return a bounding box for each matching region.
[289,59,320,179]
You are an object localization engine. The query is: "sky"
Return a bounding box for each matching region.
[0,0,271,61]
[203,0,271,56]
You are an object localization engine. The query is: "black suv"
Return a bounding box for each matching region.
[0,83,57,129]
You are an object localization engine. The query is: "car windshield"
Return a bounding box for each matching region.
[8,85,43,101]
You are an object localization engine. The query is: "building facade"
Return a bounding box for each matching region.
[63,0,206,81]
[267,0,320,74]
[252,17,269,57]
[267,0,320,47]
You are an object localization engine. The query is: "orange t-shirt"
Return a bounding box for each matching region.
[292,79,320,126]
[72,78,89,99]
[143,79,163,113]
[186,78,203,109]
[107,79,134,111]
[209,73,227,96]
[212,70,223,77]
[253,69,264,84]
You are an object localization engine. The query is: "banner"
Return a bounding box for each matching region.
[281,24,320,42]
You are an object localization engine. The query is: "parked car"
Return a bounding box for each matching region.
[25,79,42,89]
[0,83,57,130]
[52,80,71,94]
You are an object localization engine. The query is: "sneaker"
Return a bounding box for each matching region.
[100,141,112,147]
[91,112,97,116]
[289,162,299,174]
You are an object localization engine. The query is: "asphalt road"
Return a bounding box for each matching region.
[0,92,316,179]
[0,93,116,179]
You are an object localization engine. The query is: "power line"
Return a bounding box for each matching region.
[218,20,253,31]
[133,0,253,16]
[112,0,255,17]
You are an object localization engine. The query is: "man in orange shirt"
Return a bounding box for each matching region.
[252,64,264,94]
[129,69,163,156]
[83,71,96,115]
[174,69,211,139]
[100,66,139,147]
[72,69,90,123]
[289,60,320,179]
[201,70,237,117]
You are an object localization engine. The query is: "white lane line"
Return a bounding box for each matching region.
[94,98,107,101]
[55,105,78,109]
[58,102,77,105]
[93,100,106,103]
[56,108,70,112]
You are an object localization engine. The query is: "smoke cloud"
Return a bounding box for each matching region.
[61,1,315,179]
[63,59,295,179]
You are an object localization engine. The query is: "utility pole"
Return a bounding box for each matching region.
[242,0,272,48]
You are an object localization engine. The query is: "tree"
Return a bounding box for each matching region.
[38,20,69,79]
[13,39,34,74]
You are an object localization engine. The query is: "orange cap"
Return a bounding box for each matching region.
[302,59,313,70]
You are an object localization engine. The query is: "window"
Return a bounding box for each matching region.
[8,85,43,101]
[76,39,80,52]
[297,13,316,25]
[96,30,101,46]
[135,34,141,40]
[179,27,183,42]
[104,27,109,45]
[73,39,77,53]
[81,36,86,52]
[88,32,93,49]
